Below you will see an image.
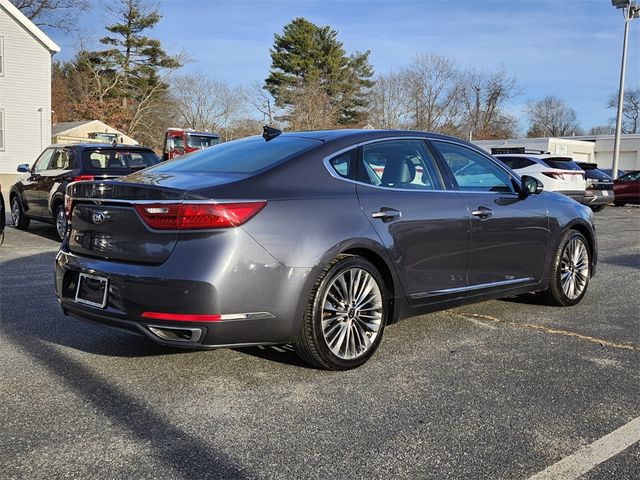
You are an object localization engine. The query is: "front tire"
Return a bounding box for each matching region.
[541,230,590,306]
[295,255,388,370]
[11,196,30,230]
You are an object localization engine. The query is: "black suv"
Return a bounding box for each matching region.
[9,144,159,240]
[576,162,615,212]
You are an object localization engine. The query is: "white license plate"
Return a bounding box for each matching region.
[75,273,109,308]
[602,190,609,196]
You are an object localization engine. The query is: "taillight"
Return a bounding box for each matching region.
[542,172,565,180]
[134,201,266,230]
[70,175,95,182]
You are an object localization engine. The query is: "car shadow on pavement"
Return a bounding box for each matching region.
[603,253,640,270]
[0,321,249,479]
[0,251,193,359]
[234,344,311,368]
[7,221,61,243]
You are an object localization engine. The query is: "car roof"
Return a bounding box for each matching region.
[50,143,155,152]
[279,129,467,145]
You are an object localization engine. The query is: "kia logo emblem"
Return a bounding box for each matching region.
[91,211,106,225]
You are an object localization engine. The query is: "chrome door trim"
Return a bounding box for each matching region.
[409,277,535,300]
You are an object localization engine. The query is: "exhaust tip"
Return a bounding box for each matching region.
[147,325,204,343]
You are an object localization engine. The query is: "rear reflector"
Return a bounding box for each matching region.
[134,201,266,230]
[141,312,222,322]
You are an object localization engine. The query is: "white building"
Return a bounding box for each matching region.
[0,0,60,194]
[52,120,138,145]
[474,134,640,172]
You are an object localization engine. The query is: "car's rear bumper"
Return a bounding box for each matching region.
[55,233,312,348]
[583,191,615,206]
[555,191,586,203]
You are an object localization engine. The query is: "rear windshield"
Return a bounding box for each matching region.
[583,168,611,180]
[147,135,322,174]
[187,134,220,149]
[541,157,582,171]
[83,149,159,172]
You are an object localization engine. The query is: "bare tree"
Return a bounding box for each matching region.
[461,68,520,140]
[401,53,463,133]
[368,71,409,129]
[248,82,279,125]
[284,79,341,131]
[172,73,245,133]
[526,96,581,137]
[588,125,615,135]
[608,87,640,134]
[10,0,88,31]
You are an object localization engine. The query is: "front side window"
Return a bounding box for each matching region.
[620,171,640,182]
[33,148,56,172]
[433,141,514,193]
[359,140,443,191]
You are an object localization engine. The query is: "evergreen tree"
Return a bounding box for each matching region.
[265,18,374,128]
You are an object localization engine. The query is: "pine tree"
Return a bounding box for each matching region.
[265,18,374,128]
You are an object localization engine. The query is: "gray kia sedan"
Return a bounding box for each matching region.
[55,129,597,370]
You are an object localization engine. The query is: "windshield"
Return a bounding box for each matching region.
[147,135,322,174]
[83,149,159,172]
[187,134,221,149]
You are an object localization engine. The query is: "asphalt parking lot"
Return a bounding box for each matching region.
[0,207,638,479]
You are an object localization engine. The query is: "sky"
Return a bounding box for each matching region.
[50,0,640,133]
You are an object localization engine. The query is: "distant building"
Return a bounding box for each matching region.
[474,134,640,171]
[52,120,138,146]
[0,0,60,194]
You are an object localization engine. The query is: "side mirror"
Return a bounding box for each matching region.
[17,164,30,173]
[521,175,543,195]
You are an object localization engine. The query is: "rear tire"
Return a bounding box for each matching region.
[295,254,388,370]
[540,230,590,307]
[614,201,626,207]
[590,205,606,212]
[54,204,68,241]
[10,196,30,230]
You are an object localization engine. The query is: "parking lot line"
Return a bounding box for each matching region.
[451,312,639,351]
[528,416,640,479]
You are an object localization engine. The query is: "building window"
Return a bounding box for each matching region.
[0,36,4,76]
[0,109,4,150]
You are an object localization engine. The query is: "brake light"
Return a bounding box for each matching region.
[70,175,95,182]
[135,201,266,230]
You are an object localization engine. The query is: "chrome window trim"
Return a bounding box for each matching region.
[323,136,522,195]
[410,277,535,300]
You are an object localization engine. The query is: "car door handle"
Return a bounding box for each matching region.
[371,208,402,221]
[471,207,493,219]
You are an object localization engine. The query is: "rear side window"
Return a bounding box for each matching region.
[433,141,514,193]
[328,149,357,179]
[148,135,321,174]
[359,140,443,191]
[49,149,76,170]
[541,157,582,171]
[83,150,159,172]
[497,156,536,170]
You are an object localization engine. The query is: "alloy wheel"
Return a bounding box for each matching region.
[321,268,383,360]
[11,198,20,226]
[56,208,67,239]
[560,238,589,300]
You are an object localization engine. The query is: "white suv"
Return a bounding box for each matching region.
[493,151,586,203]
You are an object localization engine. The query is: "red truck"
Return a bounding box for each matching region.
[162,128,221,161]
